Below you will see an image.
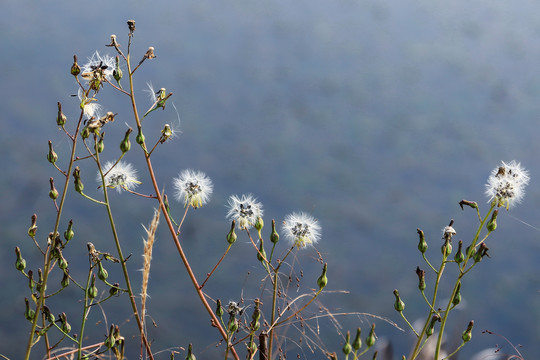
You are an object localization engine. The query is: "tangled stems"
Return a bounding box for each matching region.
[125,48,240,360]
[24,111,84,360]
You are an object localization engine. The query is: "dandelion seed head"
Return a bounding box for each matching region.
[485,160,530,209]
[173,169,213,208]
[282,212,321,248]
[226,194,263,230]
[81,51,115,79]
[98,161,140,193]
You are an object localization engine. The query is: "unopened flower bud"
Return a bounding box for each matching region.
[462,320,474,342]
[342,331,352,355]
[270,219,279,244]
[120,128,132,153]
[136,128,145,145]
[415,266,425,291]
[113,56,123,86]
[61,270,70,288]
[47,140,58,164]
[49,177,58,200]
[109,282,120,296]
[474,243,489,263]
[452,282,462,306]
[185,343,196,360]
[366,323,376,348]
[24,298,35,321]
[417,228,427,253]
[64,219,74,241]
[58,255,68,270]
[441,238,452,257]
[317,263,328,290]
[28,214,38,237]
[73,167,84,193]
[60,312,71,333]
[71,55,81,76]
[487,209,498,232]
[352,327,362,350]
[105,324,115,348]
[226,221,237,245]
[81,125,91,139]
[250,299,261,331]
[228,317,238,333]
[393,289,405,312]
[257,239,267,263]
[216,299,224,318]
[15,246,26,271]
[255,216,264,233]
[98,261,109,281]
[454,240,464,264]
[36,268,46,292]
[96,132,105,153]
[28,270,34,292]
[459,199,478,211]
[372,351,378,360]
[43,305,55,323]
[88,274,98,299]
[56,102,67,126]
[426,314,440,337]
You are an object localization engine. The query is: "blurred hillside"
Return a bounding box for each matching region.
[1,1,540,359]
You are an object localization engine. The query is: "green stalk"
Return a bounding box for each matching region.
[24,112,84,360]
[434,204,495,359]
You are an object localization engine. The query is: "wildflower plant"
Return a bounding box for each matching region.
[14,20,384,360]
[394,160,530,360]
[11,18,528,360]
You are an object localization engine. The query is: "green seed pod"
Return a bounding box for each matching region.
[452,282,462,306]
[81,126,91,139]
[352,327,362,350]
[73,167,84,194]
[216,299,224,318]
[15,247,26,271]
[366,323,376,348]
[255,216,264,233]
[393,289,405,312]
[441,238,452,257]
[185,343,196,360]
[487,209,498,232]
[64,220,74,241]
[96,133,105,153]
[87,274,98,299]
[120,128,132,153]
[317,263,328,290]
[417,228,427,253]
[24,298,35,321]
[56,102,67,126]
[98,261,109,281]
[257,239,266,263]
[270,219,279,244]
[43,305,55,323]
[71,55,81,76]
[60,312,71,333]
[47,141,58,164]
[454,240,464,264]
[226,221,237,245]
[61,270,70,288]
[462,320,474,342]
[28,214,38,237]
[136,129,145,145]
[342,331,352,355]
[415,267,426,291]
[109,282,120,296]
[228,317,238,333]
[49,177,59,200]
[58,255,68,270]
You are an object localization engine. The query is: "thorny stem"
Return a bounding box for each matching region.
[24,111,84,360]
[125,48,240,360]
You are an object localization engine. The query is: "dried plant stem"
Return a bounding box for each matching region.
[126,56,240,360]
[24,112,84,360]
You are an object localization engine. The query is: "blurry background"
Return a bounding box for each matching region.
[1,0,540,358]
